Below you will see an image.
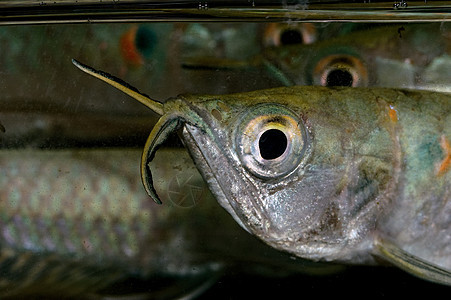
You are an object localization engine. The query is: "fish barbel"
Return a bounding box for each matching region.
[73,59,451,285]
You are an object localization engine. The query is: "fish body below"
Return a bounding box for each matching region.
[0,148,337,298]
[72,60,451,286]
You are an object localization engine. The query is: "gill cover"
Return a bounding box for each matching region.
[72,59,197,204]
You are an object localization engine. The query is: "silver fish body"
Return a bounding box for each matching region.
[0,147,336,297]
[73,60,451,285]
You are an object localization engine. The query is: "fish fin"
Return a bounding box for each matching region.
[71,59,164,115]
[141,114,182,204]
[181,56,295,87]
[92,271,221,300]
[375,238,451,286]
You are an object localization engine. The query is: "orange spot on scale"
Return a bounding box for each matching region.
[388,105,398,123]
[437,135,451,176]
[120,26,144,67]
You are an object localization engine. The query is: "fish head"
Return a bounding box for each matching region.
[73,60,390,263]
[176,94,313,235]
[162,87,386,262]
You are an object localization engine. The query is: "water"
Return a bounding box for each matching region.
[1,1,450,298]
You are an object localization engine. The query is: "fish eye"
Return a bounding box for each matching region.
[312,54,368,87]
[234,104,307,180]
[135,26,157,58]
[326,68,354,87]
[280,29,304,45]
[263,23,317,47]
[259,128,288,160]
[120,26,157,66]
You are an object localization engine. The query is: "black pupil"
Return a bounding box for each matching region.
[326,69,353,87]
[259,129,288,160]
[280,30,303,45]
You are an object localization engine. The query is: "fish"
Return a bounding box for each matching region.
[184,23,451,93]
[262,23,451,91]
[73,59,451,286]
[0,147,339,297]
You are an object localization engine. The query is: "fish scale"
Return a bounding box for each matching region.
[0,150,167,261]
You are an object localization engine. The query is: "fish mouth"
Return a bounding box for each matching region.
[139,97,212,204]
[71,59,195,205]
[143,108,270,236]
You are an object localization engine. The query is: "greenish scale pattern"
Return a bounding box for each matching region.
[0,150,160,294]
